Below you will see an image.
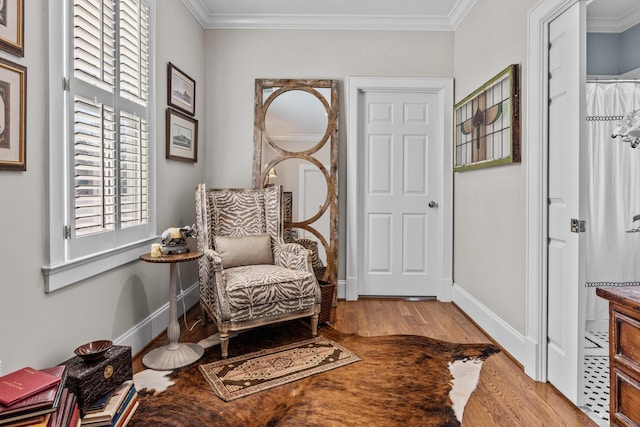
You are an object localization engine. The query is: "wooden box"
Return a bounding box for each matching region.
[62,345,132,416]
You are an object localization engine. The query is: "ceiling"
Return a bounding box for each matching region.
[181,0,640,33]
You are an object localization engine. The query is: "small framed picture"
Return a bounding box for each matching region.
[0,57,26,171]
[167,62,195,116]
[0,0,24,57]
[166,108,198,162]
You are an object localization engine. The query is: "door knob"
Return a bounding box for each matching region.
[428,201,438,208]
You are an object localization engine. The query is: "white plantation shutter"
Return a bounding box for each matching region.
[70,0,151,250]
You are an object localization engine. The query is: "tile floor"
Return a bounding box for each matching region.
[582,331,609,426]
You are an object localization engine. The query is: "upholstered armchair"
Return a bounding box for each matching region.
[195,184,321,357]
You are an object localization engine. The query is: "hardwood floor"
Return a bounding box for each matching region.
[133,298,596,426]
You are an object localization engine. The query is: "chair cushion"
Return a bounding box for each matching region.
[224,264,317,314]
[214,234,273,268]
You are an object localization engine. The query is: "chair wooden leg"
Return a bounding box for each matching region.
[200,302,208,326]
[310,314,319,337]
[220,327,230,358]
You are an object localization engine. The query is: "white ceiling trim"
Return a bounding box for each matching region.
[587,6,640,32]
[181,0,476,31]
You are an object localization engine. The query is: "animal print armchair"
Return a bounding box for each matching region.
[195,184,321,357]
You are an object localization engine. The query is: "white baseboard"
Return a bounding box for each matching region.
[337,279,348,300]
[452,282,527,367]
[114,281,200,357]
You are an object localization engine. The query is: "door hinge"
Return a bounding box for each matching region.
[64,225,71,239]
[63,77,70,92]
[570,218,586,233]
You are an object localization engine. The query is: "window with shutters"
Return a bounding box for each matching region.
[44,0,156,292]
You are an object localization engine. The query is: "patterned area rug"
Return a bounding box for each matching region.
[130,321,499,427]
[199,337,360,401]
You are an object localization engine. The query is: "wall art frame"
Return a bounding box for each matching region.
[167,62,195,116]
[0,57,26,171]
[454,64,520,172]
[0,0,24,57]
[166,108,198,162]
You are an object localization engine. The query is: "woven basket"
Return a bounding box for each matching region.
[318,281,335,324]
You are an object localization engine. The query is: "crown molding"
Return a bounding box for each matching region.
[587,6,640,33]
[181,0,476,31]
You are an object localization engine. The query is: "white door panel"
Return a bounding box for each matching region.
[546,0,586,405]
[361,91,439,296]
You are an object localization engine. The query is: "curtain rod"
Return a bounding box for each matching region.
[587,79,640,83]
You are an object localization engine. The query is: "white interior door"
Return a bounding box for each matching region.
[546,0,587,405]
[359,91,440,296]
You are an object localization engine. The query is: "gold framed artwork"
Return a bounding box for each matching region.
[0,57,26,171]
[167,62,195,116]
[0,0,24,57]
[166,108,198,162]
[454,64,520,172]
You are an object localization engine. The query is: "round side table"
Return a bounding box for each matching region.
[140,251,203,370]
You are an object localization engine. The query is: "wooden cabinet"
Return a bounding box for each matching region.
[596,287,640,427]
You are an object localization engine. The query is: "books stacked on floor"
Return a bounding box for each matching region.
[79,381,137,427]
[0,365,79,427]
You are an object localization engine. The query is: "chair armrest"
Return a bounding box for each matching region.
[274,242,312,272]
[198,248,230,321]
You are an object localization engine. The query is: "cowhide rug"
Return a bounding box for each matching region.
[129,321,499,427]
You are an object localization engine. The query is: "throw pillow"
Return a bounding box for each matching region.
[214,234,273,268]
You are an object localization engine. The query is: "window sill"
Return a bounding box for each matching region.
[42,237,158,293]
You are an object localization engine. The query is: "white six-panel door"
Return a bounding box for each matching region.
[546,0,587,405]
[359,91,440,296]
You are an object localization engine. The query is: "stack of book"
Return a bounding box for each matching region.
[0,366,79,427]
[79,381,137,427]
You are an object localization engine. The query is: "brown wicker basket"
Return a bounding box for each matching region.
[318,281,335,324]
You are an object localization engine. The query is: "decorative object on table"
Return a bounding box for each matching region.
[195,184,322,358]
[612,109,640,148]
[166,108,198,162]
[62,345,132,416]
[150,243,162,258]
[129,321,499,427]
[199,336,360,401]
[0,365,67,424]
[139,251,204,370]
[160,224,196,255]
[167,62,195,116]
[0,57,27,171]
[73,340,113,362]
[0,367,62,406]
[0,0,24,57]
[454,64,520,172]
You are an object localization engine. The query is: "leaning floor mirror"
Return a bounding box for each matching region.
[252,79,339,290]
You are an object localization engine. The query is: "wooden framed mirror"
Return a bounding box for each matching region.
[252,79,339,288]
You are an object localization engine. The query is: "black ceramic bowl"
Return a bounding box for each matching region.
[74,340,113,361]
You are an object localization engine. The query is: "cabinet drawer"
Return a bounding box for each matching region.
[613,309,640,371]
[612,367,640,427]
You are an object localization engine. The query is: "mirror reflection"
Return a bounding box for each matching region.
[253,79,339,286]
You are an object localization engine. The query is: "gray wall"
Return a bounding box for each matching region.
[453,0,538,335]
[202,29,455,280]
[0,1,206,374]
[588,23,640,75]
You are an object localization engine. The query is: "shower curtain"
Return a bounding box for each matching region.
[585,81,640,327]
